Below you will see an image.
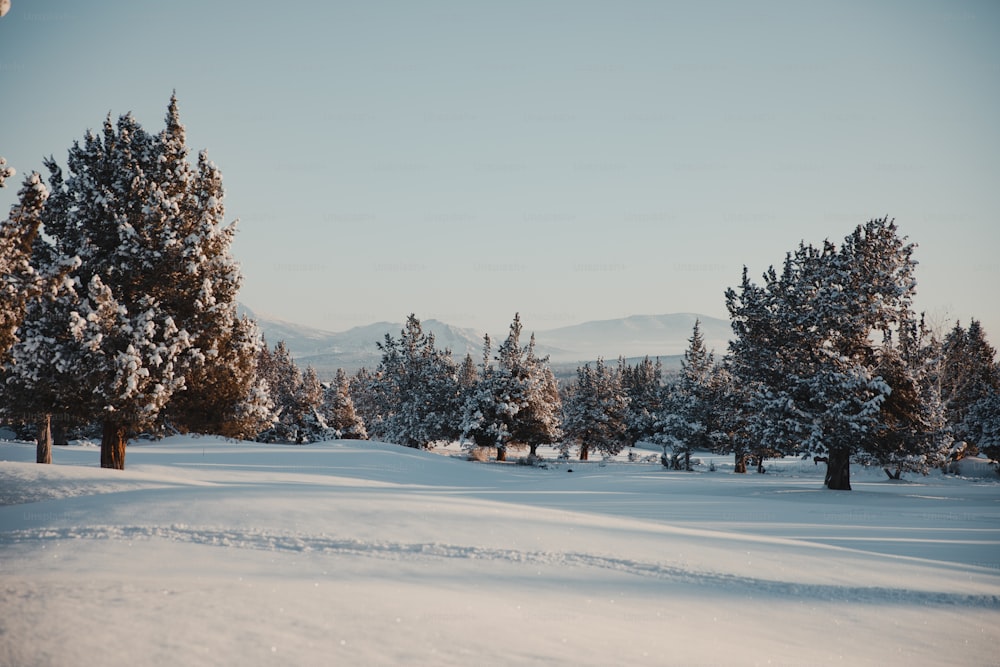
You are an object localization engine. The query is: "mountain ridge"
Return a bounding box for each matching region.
[239,304,731,378]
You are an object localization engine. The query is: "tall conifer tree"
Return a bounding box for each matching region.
[8,97,261,468]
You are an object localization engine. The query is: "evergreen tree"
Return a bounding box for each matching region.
[0,177,82,464]
[371,315,461,448]
[457,353,478,393]
[620,356,663,447]
[323,368,367,440]
[707,361,756,473]
[962,390,1000,462]
[168,315,273,439]
[561,359,629,460]
[655,320,718,470]
[870,316,951,477]
[156,100,266,437]
[459,317,561,461]
[510,333,562,460]
[726,218,920,490]
[493,315,561,461]
[0,172,48,362]
[350,367,383,438]
[256,340,307,442]
[18,97,256,468]
[939,319,1000,446]
[295,366,328,442]
[491,315,531,461]
[459,334,507,453]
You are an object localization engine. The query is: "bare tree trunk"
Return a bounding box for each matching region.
[824,448,851,490]
[101,419,128,470]
[528,443,538,461]
[36,414,52,464]
[579,443,589,461]
[734,452,747,474]
[496,444,507,462]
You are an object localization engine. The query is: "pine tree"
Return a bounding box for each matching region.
[725,218,920,490]
[491,315,531,462]
[168,316,273,439]
[350,367,383,437]
[371,315,461,448]
[457,353,478,393]
[655,321,718,470]
[707,361,756,473]
[460,334,507,453]
[511,333,562,460]
[323,368,367,440]
[492,315,562,461]
[18,97,257,468]
[621,356,663,447]
[561,359,629,461]
[458,317,561,462]
[939,319,1000,446]
[295,366,327,442]
[869,316,951,477]
[256,340,304,442]
[157,101,265,437]
[962,390,1000,462]
[0,172,48,362]
[0,177,82,464]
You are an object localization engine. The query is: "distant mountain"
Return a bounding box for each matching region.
[237,305,347,358]
[537,313,731,363]
[240,305,731,379]
[240,306,486,378]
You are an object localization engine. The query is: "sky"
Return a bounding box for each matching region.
[1,0,998,340]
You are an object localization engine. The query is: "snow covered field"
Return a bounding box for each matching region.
[1,437,998,666]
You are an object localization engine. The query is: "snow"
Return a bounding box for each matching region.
[1,437,997,666]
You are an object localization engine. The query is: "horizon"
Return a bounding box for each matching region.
[241,302,729,336]
[1,1,998,340]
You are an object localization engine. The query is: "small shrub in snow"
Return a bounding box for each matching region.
[467,446,492,463]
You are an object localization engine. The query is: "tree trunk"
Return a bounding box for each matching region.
[684,450,692,472]
[36,414,52,464]
[579,443,589,461]
[528,443,538,461]
[824,448,851,490]
[496,444,507,462]
[734,452,747,474]
[101,419,128,470]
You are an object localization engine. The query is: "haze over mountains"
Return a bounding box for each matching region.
[240,305,732,379]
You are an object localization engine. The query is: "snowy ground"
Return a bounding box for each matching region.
[1,437,998,666]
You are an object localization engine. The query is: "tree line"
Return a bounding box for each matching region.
[2,99,998,489]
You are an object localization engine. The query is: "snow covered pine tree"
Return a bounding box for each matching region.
[8,96,263,468]
[322,368,367,440]
[655,320,719,471]
[460,315,561,462]
[561,359,629,461]
[371,315,461,448]
[726,218,928,490]
[0,171,80,463]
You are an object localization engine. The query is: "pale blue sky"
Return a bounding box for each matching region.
[1,0,998,341]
